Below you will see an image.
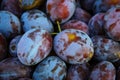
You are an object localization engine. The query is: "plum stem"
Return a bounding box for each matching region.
[51,33,58,35]
[51,21,61,35]
[57,21,61,32]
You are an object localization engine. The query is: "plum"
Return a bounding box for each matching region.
[19,0,44,10]
[93,0,120,14]
[88,13,105,37]
[21,9,54,33]
[62,19,89,34]
[0,11,21,39]
[9,35,22,57]
[92,36,120,62]
[17,29,52,66]
[0,58,33,80]
[104,7,120,41]
[72,7,91,24]
[80,0,95,13]
[46,0,76,24]
[89,61,116,80]
[1,0,23,17]
[66,63,90,80]
[33,56,67,80]
[54,29,94,64]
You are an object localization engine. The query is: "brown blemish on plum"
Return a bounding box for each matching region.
[34,15,39,19]
[37,46,45,58]
[42,32,52,50]
[76,52,81,57]
[59,50,63,55]
[81,31,85,35]
[30,59,34,64]
[28,10,39,20]
[99,63,112,80]
[100,63,107,71]
[76,66,87,79]
[51,65,59,73]
[67,55,74,61]
[58,68,65,76]
[56,4,69,19]
[108,23,116,32]
[102,39,109,43]
[28,29,40,41]
[18,53,21,56]
[77,42,84,46]
[61,0,65,3]
[10,21,18,32]
[78,57,84,62]
[83,53,89,58]
[22,53,25,57]
[42,32,52,43]
[112,31,120,40]
[33,51,40,60]
[83,11,91,20]
[47,4,52,11]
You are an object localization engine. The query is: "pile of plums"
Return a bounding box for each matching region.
[1,0,120,80]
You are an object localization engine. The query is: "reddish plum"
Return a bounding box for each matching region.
[46,0,76,23]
